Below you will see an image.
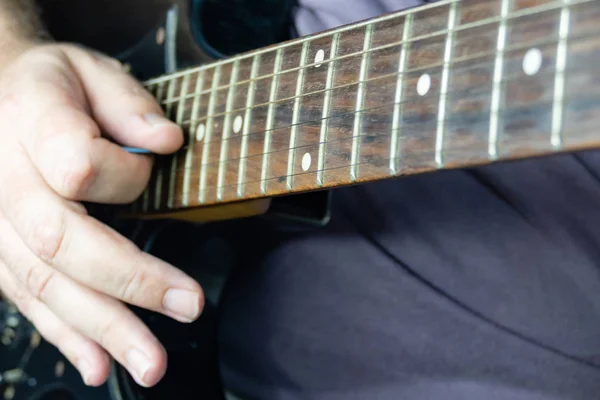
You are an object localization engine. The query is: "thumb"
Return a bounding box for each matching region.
[66,46,184,155]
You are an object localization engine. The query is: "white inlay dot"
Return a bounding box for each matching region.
[196,123,205,142]
[314,49,326,68]
[301,152,312,171]
[233,115,243,133]
[523,48,543,76]
[417,74,431,96]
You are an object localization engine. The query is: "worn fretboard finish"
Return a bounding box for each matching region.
[132,0,600,214]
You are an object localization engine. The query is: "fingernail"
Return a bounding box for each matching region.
[126,348,152,387]
[77,358,93,385]
[144,113,175,127]
[163,288,201,322]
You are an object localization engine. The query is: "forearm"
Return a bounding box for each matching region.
[0,0,48,67]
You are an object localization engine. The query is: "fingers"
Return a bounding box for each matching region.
[1,45,182,204]
[3,61,154,204]
[0,159,204,323]
[67,46,184,155]
[29,105,154,203]
[0,260,111,387]
[0,214,168,387]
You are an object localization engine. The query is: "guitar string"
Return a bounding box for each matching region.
[146,89,592,202]
[174,136,579,197]
[174,37,557,128]
[168,66,558,165]
[171,25,593,133]
[154,55,593,179]
[163,30,597,151]
[152,0,587,104]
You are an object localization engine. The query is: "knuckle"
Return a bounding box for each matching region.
[24,264,55,301]
[120,268,150,304]
[59,154,97,199]
[27,211,68,265]
[34,114,100,199]
[97,316,120,349]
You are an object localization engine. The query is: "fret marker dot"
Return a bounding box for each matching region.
[417,74,431,96]
[196,123,205,142]
[233,115,243,133]
[301,153,312,171]
[314,49,326,67]
[523,48,543,76]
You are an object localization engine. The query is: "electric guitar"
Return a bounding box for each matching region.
[121,0,600,229]
[2,0,600,398]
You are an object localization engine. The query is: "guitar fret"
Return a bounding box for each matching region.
[153,81,168,210]
[489,0,512,160]
[199,65,222,204]
[390,15,414,175]
[164,77,178,119]
[286,42,310,190]
[435,1,458,169]
[237,55,261,197]
[551,0,572,149]
[182,70,205,207]
[217,60,240,201]
[317,33,340,186]
[175,75,190,124]
[260,48,284,194]
[168,73,191,208]
[351,24,374,181]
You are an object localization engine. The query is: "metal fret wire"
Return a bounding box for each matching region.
[151,81,167,211]
[390,14,414,175]
[237,54,261,197]
[169,2,589,133]
[489,0,512,160]
[175,30,587,149]
[198,65,221,204]
[317,33,340,186]
[171,55,591,175]
[435,1,458,168]
[286,42,310,190]
[168,73,190,208]
[153,0,588,107]
[260,48,284,194]
[351,24,374,181]
[216,60,240,201]
[551,0,572,149]
[182,69,205,206]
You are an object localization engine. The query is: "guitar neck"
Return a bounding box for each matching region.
[131,0,600,214]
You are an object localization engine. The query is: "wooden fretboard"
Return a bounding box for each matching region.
[131,0,600,214]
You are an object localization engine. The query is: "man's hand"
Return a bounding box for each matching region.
[0,43,204,388]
